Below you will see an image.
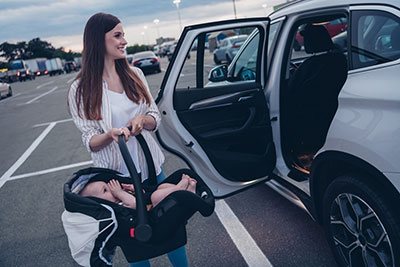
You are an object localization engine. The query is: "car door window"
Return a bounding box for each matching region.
[175,26,257,89]
[231,29,260,81]
[351,10,400,69]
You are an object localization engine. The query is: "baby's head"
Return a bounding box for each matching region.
[80,181,117,203]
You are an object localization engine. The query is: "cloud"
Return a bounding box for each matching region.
[1,0,281,52]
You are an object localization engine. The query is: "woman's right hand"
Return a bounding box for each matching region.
[108,127,130,142]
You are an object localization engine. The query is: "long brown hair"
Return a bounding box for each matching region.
[73,12,151,120]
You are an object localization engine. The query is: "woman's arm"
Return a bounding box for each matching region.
[68,81,130,152]
[89,127,130,152]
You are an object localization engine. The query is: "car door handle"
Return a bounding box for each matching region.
[238,95,254,102]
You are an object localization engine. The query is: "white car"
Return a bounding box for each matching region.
[0,79,12,99]
[213,34,249,64]
[156,0,400,266]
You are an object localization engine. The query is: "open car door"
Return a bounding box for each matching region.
[156,18,275,197]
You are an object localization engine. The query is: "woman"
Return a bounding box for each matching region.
[68,12,189,267]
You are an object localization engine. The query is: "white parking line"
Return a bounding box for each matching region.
[36,80,54,89]
[25,86,58,104]
[215,200,273,267]
[0,122,56,189]
[34,118,73,127]
[8,161,93,181]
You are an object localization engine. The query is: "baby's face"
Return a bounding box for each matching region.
[81,181,117,203]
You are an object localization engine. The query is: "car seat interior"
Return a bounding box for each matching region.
[282,18,348,173]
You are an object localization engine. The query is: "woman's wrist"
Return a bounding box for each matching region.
[143,114,156,131]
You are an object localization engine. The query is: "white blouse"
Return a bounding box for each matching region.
[68,67,165,180]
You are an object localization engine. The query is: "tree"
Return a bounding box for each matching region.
[126,44,149,55]
[0,42,18,61]
[27,38,55,59]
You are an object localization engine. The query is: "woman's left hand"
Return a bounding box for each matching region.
[128,115,146,136]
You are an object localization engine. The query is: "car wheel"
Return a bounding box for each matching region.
[7,87,12,97]
[213,54,221,65]
[323,174,400,267]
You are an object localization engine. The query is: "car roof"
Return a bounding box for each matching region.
[270,0,398,20]
[132,51,156,58]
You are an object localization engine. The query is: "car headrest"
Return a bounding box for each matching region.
[391,25,400,50]
[301,24,334,53]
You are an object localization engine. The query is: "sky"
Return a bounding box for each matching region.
[0,0,286,52]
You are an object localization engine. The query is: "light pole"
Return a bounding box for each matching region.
[173,0,182,32]
[153,18,160,39]
[232,0,237,19]
[141,32,145,45]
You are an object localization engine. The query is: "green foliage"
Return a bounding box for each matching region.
[0,37,81,62]
[126,44,150,55]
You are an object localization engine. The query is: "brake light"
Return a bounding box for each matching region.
[133,60,141,66]
[150,58,159,63]
[232,44,240,48]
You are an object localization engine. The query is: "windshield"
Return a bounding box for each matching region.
[9,61,23,70]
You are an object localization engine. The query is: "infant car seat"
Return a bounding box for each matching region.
[62,134,215,266]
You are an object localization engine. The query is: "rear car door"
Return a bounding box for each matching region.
[156,18,275,197]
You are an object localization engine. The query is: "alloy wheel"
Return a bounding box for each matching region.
[329,193,394,267]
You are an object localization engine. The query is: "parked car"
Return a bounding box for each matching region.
[213,34,248,64]
[64,61,77,73]
[156,1,400,266]
[131,51,161,74]
[0,79,12,99]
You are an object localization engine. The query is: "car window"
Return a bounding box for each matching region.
[267,20,283,69]
[291,16,348,61]
[231,29,260,81]
[175,26,256,89]
[351,10,400,69]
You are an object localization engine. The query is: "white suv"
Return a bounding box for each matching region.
[156,0,400,266]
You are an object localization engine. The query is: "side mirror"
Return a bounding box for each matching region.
[208,65,228,83]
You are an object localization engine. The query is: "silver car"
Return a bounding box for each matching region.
[213,34,248,64]
[158,1,400,266]
[0,79,12,99]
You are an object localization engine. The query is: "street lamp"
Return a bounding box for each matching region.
[153,18,160,38]
[173,0,182,32]
[232,0,237,19]
[141,32,145,45]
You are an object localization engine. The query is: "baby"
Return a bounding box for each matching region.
[80,174,197,208]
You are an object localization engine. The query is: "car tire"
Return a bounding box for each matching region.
[322,174,400,267]
[213,54,221,65]
[7,87,12,97]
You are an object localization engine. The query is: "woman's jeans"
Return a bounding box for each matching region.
[128,170,189,267]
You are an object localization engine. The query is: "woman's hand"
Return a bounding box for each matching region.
[127,115,146,136]
[108,127,130,142]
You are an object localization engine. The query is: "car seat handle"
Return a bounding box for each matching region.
[118,134,152,242]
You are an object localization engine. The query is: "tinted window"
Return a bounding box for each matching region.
[176,26,257,89]
[351,10,400,69]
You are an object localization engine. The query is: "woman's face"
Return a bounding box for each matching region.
[105,23,127,60]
